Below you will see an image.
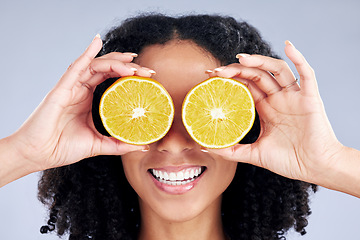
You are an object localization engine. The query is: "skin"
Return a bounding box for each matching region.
[206,42,360,198]
[0,32,359,239]
[0,36,151,187]
[122,40,237,240]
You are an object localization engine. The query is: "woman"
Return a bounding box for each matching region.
[1,13,359,240]
[36,14,316,239]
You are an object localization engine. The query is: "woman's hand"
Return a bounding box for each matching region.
[4,35,152,178]
[205,41,351,191]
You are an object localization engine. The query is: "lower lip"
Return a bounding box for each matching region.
[149,170,205,195]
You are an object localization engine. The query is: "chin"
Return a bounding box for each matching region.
[139,191,223,224]
[160,207,203,223]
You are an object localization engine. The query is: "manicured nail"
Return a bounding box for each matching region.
[149,69,156,75]
[95,33,101,39]
[285,40,294,46]
[124,52,138,57]
[205,69,213,74]
[130,67,138,72]
[236,53,250,59]
[90,34,101,44]
[200,146,209,153]
[141,145,150,152]
[214,67,225,72]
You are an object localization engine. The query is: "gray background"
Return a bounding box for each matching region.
[0,0,359,239]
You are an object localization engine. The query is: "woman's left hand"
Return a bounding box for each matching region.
[205,41,344,186]
[4,36,150,174]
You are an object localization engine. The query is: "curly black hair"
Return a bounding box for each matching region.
[38,13,317,240]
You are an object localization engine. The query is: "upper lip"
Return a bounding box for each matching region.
[146,150,211,166]
[149,165,204,172]
[144,150,212,177]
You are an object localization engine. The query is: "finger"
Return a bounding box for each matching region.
[203,143,260,166]
[88,116,150,155]
[205,69,217,78]
[127,63,157,78]
[142,67,157,77]
[205,68,267,104]
[61,34,103,88]
[89,59,138,76]
[98,52,156,77]
[98,52,138,62]
[213,63,282,95]
[85,59,138,86]
[237,54,299,90]
[284,41,318,95]
[94,136,150,156]
[234,77,267,104]
[85,62,157,89]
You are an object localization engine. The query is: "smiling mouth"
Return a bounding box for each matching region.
[148,166,206,186]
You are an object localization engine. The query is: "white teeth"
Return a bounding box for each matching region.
[190,169,195,179]
[169,172,176,181]
[151,167,204,185]
[184,171,190,179]
[163,172,169,180]
[177,171,184,181]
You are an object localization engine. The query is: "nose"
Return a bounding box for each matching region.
[155,115,196,154]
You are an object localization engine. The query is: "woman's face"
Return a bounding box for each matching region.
[121,40,238,223]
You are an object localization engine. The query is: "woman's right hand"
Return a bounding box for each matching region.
[204,41,360,198]
[4,35,152,176]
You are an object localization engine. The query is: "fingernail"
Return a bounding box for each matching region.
[214,67,225,72]
[149,69,156,75]
[141,145,150,152]
[236,53,250,59]
[205,69,213,74]
[200,146,209,153]
[91,34,101,43]
[130,67,138,72]
[285,40,294,46]
[124,52,138,57]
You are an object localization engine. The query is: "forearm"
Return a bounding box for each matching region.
[0,136,37,188]
[315,145,360,198]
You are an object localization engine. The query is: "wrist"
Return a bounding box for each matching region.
[313,144,360,198]
[0,135,40,187]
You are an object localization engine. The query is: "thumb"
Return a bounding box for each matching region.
[203,144,256,164]
[93,136,149,156]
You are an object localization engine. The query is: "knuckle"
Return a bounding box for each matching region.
[103,73,111,79]
[81,82,92,91]
[273,59,289,75]
[239,79,250,88]
[221,64,241,78]
[88,65,97,75]
[251,74,262,83]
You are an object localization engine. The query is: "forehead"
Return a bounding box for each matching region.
[134,40,220,96]
[136,40,218,66]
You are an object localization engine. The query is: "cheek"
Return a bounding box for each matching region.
[213,160,238,191]
[121,155,143,193]
[121,159,133,186]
